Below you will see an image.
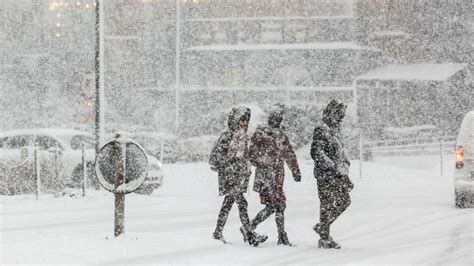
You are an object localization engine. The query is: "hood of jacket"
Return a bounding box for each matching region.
[322,99,347,127]
[227,106,251,132]
[267,103,286,129]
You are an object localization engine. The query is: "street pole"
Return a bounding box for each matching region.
[95,0,105,155]
[174,0,181,133]
[440,138,444,176]
[114,140,126,237]
[35,145,40,200]
[359,130,363,180]
[82,144,87,197]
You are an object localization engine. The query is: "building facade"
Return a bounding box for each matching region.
[1,0,472,137]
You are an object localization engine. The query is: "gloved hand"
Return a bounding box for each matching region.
[324,159,336,171]
[340,175,354,191]
[293,174,301,182]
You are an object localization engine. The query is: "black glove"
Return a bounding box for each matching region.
[293,174,301,182]
[340,175,354,191]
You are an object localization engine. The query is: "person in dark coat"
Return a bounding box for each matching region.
[311,99,354,249]
[209,106,267,246]
[248,103,301,246]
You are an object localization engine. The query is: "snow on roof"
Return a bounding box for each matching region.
[357,63,467,82]
[0,128,92,137]
[105,35,140,40]
[187,42,377,52]
[139,85,355,93]
[370,30,409,38]
[18,53,49,58]
[184,15,354,22]
[182,86,355,92]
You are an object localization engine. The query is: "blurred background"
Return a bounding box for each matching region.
[0,0,472,163]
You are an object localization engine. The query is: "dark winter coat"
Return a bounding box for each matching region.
[249,124,301,205]
[310,100,353,191]
[209,107,252,196]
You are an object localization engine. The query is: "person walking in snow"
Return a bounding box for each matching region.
[311,99,354,249]
[209,106,268,246]
[248,103,301,246]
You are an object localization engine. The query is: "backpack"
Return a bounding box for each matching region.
[209,131,232,172]
[209,140,220,172]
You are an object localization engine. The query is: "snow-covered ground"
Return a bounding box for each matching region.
[1,154,473,265]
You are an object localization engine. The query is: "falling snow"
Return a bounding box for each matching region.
[0,0,473,265]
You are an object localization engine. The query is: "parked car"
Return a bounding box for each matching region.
[133,151,164,195]
[0,128,163,195]
[454,111,474,208]
[128,132,180,163]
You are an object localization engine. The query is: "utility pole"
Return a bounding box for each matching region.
[95,0,105,154]
[0,5,5,94]
[174,0,181,133]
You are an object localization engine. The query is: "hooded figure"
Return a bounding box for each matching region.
[310,99,354,249]
[209,106,267,246]
[248,103,301,246]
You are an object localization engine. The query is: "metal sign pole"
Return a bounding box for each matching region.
[55,143,61,190]
[82,144,87,197]
[359,130,363,180]
[114,140,125,237]
[440,138,444,176]
[35,145,40,200]
[160,139,164,163]
[95,134,149,238]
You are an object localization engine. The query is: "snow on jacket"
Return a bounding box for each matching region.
[310,100,351,184]
[209,107,252,196]
[249,124,301,204]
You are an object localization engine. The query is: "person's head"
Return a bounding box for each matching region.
[239,109,251,132]
[323,99,347,125]
[239,118,249,131]
[268,103,286,129]
[228,106,251,132]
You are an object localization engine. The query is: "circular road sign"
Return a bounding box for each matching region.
[95,135,148,194]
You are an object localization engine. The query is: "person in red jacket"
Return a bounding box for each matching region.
[248,103,301,246]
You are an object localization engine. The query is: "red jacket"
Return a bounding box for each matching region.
[249,125,301,204]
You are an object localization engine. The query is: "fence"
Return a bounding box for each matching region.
[359,135,457,178]
[0,145,90,198]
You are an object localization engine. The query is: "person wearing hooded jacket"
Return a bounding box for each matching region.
[311,99,354,249]
[209,106,267,246]
[248,103,301,246]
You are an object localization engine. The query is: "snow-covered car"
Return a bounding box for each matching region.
[134,153,164,195]
[128,132,180,163]
[454,111,474,208]
[0,129,163,195]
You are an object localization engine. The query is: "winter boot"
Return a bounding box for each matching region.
[212,231,227,244]
[240,226,268,247]
[318,239,341,249]
[313,223,333,241]
[277,232,293,246]
[248,231,268,247]
[239,226,248,243]
[313,223,322,238]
